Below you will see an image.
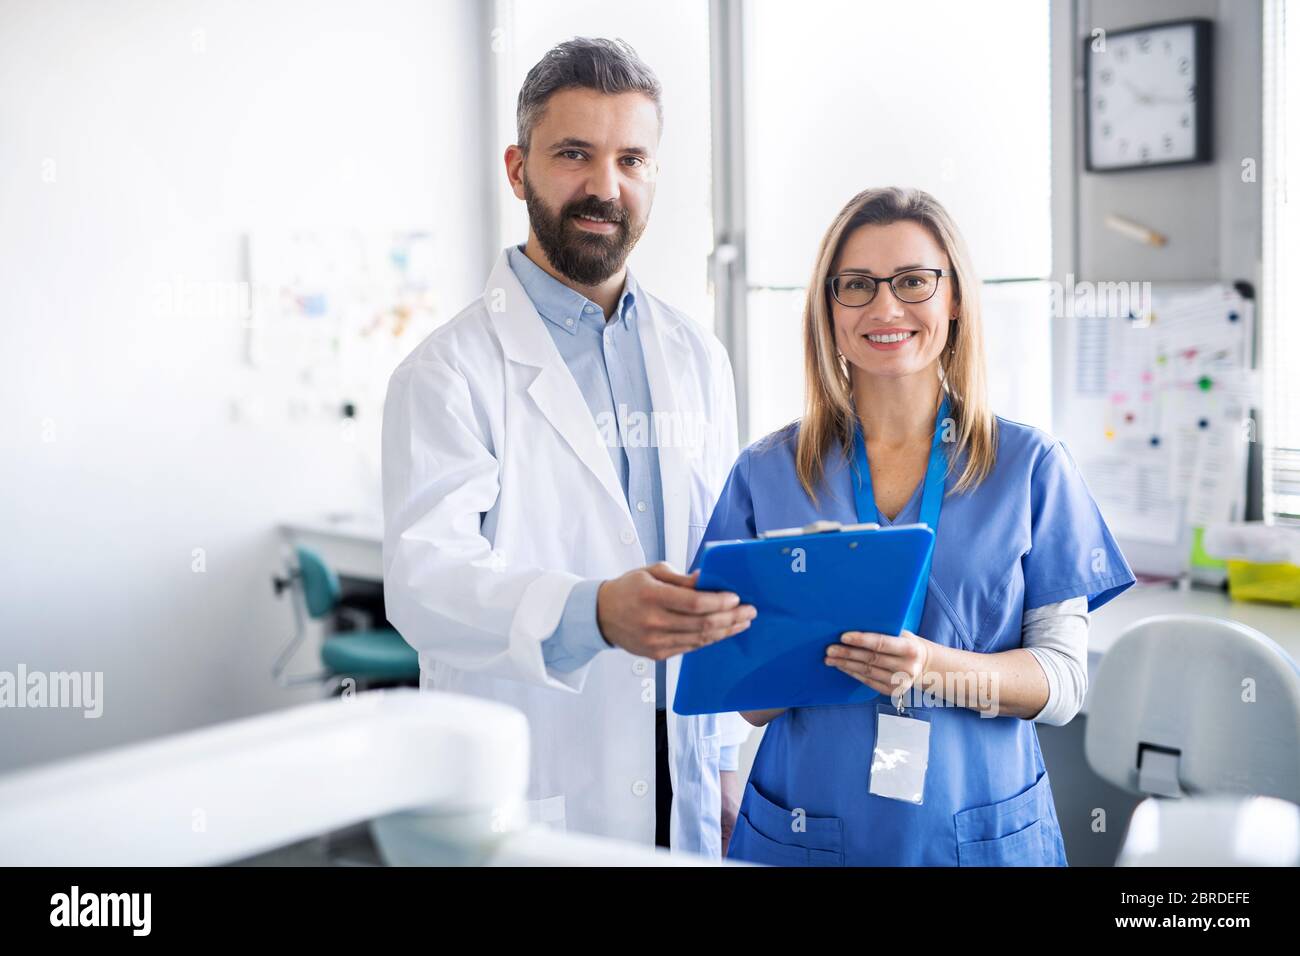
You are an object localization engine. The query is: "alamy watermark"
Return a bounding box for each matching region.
[1050,273,1152,322]
[593,403,720,450]
[0,665,103,718]
[889,669,1002,718]
[50,886,150,935]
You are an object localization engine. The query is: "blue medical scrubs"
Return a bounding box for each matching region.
[694,411,1136,866]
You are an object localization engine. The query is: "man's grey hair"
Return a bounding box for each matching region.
[516,37,663,153]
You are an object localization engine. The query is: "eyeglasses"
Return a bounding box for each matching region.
[826,268,953,307]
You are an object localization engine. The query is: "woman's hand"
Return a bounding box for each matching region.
[825,630,934,700]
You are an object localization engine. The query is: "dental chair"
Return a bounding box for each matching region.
[271,546,419,692]
[0,690,721,866]
[1085,614,1300,865]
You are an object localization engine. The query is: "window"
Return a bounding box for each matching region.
[1263,0,1299,523]
[735,0,1054,441]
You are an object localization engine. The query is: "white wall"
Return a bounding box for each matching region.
[0,0,491,772]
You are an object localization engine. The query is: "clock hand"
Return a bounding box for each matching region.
[1121,78,1152,105]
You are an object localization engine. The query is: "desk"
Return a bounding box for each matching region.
[280,514,384,581]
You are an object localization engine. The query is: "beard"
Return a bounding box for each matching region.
[523,172,646,286]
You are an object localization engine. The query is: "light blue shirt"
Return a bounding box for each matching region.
[507,247,739,767]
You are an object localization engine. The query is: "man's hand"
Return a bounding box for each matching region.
[720,769,742,857]
[596,562,756,660]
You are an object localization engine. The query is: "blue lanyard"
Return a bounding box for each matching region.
[851,394,950,635]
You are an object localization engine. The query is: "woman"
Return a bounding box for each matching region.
[695,187,1135,866]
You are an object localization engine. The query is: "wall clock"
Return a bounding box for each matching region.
[1085,19,1213,172]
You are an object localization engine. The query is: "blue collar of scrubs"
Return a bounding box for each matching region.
[851,392,951,635]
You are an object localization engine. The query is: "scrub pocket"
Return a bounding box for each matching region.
[953,770,1064,866]
[729,780,844,867]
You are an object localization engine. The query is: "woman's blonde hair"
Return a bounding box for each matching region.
[796,186,998,503]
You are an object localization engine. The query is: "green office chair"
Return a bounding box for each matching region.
[272,546,419,692]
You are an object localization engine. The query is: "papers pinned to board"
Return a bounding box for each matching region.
[1061,284,1256,564]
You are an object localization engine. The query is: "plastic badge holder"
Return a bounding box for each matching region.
[673,521,935,715]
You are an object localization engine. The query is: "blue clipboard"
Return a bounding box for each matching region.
[672,521,934,716]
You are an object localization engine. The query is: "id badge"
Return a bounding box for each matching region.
[868,698,931,805]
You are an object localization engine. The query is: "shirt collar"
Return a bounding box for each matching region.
[507,244,637,335]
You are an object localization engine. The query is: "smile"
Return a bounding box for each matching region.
[571,213,620,234]
[864,330,916,344]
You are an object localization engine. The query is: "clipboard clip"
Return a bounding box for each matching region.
[758,520,881,539]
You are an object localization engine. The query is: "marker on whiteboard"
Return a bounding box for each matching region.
[1104,213,1168,247]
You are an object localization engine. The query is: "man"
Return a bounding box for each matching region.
[382,37,751,857]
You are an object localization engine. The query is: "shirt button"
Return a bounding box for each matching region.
[636,500,647,513]
[631,780,649,797]
[620,529,636,545]
[632,659,648,675]
[565,318,574,328]
[584,305,596,314]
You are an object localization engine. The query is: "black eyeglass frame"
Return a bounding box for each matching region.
[826,268,954,307]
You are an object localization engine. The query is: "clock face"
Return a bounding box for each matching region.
[1087,22,1207,170]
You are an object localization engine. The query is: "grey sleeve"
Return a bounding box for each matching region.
[1021,596,1089,726]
